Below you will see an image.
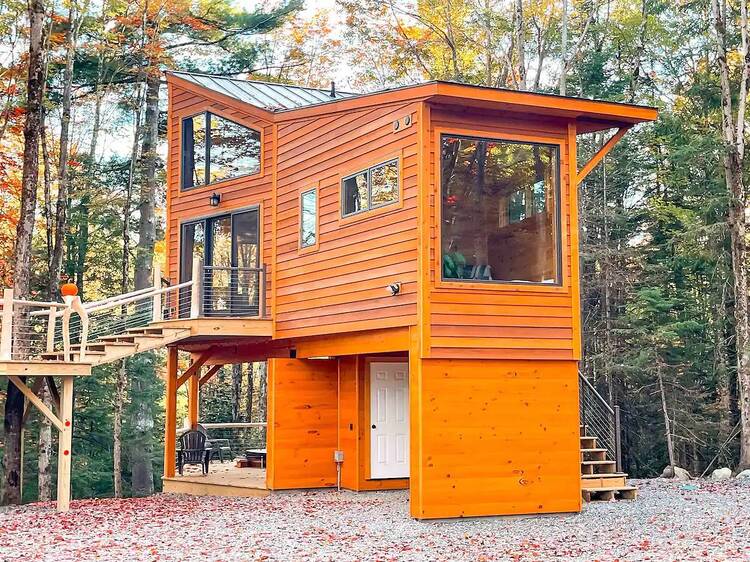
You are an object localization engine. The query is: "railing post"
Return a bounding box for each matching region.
[152,263,162,322]
[614,405,622,472]
[260,265,267,318]
[1,288,13,360]
[61,296,73,362]
[190,258,203,319]
[46,305,56,353]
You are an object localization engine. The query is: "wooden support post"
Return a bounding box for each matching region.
[1,288,13,360]
[190,258,203,319]
[164,346,178,478]
[56,376,74,512]
[152,263,162,323]
[188,369,199,429]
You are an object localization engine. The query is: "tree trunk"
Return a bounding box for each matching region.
[37,382,53,502]
[48,4,77,298]
[560,0,568,95]
[1,0,46,507]
[658,364,676,468]
[246,364,254,422]
[113,360,126,498]
[232,364,243,422]
[513,0,526,90]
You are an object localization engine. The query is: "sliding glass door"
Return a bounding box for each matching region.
[179,208,260,317]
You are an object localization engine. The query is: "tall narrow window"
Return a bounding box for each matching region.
[182,112,261,189]
[300,188,317,248]
[441,134,560,284]
[341,158,399,217]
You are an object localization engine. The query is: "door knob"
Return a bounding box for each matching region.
[371,424,376,429]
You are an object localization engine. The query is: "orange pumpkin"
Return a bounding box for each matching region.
[60,282,78,297]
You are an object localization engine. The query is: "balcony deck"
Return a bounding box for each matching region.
[162,463,268,498]
[150,317,273,351]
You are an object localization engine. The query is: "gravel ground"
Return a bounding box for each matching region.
[0,478,748,561]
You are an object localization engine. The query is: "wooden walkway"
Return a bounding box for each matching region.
[162,463,269,498]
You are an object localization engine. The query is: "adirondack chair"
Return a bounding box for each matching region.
[177,430,211,475]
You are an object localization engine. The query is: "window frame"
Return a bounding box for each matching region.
[340,157,400,219]
[180,110,262,191]
[436,130,565,291]
[299,186,319,252]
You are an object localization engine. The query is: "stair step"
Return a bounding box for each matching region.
[580,436,597,448]
[581,460,617,475]
[581,473,628,488]
[582,486,637,502]
[581,448,608,460]
[126,328,165,335]
[40,350,107,361]
[98,333,164,343]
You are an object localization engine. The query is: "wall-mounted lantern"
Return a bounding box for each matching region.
[209,192,221,207]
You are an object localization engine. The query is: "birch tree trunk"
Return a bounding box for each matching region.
[37,383,53,501]
[658,364,676,468]
[711,0,750,469]
[1,0,46,507]
[232,364,243,422]
[513,0,526,89]
[48,4,78,298]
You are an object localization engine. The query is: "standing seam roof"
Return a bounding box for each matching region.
[168,71,357,111]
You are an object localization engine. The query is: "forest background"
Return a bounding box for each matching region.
[0,0,749,503]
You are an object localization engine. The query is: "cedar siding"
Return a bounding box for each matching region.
[273,101,422,339]
[423,104,578,361]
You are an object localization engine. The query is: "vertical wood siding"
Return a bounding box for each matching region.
[166,83,274,316]
[425,105,578,360]
[266,358,338,489]
[273,102,422,338]
[409,358,581,518]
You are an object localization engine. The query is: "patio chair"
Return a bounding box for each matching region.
[196,423,232,463]
[177,430,211,475]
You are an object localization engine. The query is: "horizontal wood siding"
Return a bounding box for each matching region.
[266,358,338,489]
[166,82,274,316]
[410,358,581,518]
[426,105,577,360]
[274,102,421,338]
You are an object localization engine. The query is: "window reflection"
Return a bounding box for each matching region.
[341,158,399,217]
[300,189,317,248]
[441,135,560,284]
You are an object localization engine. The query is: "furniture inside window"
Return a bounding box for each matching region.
[179,208,260,316]
[182,112,261,189]
[440,134,560,284]
[300,188,317,248]
[341,158,399,217]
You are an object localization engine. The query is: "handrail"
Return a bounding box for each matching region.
[12,299,69,309]
[578,371,614,415]
[84,280,192,315]
[204,266,264,272]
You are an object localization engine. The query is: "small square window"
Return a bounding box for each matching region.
[300,188,317,248]
[370,160,399,207]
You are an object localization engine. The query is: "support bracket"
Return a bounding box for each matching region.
[8,375,63,432]
[575,126,631,187]
[199,364,222,388]
[176,347,215,389]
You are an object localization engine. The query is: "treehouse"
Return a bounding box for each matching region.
[0,72,657,518]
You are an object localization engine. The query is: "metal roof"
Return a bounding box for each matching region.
[168,71,358,111]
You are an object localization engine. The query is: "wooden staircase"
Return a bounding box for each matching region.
[580,424,637,502]
[39,326,190,366]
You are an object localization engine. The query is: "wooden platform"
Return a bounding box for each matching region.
[162,464,269,498]
[0,359,91,376]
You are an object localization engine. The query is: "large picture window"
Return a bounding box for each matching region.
[182,112,261,189]
[341,158,399,217]
[440,134,560,284]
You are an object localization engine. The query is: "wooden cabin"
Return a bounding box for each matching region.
[154,72,658,519]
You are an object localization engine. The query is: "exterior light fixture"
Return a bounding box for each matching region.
[387,282,401,296]
[209,192,221,207]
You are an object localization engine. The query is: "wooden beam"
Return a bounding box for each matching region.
[188,370,199,428]
[8,375,63,432]
[22,377,46,425]
[199,365,222,387]
[164,347,178,479]
[575,126,631,186]
[56,376,74,512]
[176,347,214,389]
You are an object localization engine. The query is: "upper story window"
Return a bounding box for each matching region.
[300,188,317,248]
[441,134,560,285]
[341,158,399,217]
[181,112,261,189]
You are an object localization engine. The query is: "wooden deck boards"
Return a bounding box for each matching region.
[163,464,269,498]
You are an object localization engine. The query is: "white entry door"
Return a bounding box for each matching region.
[370,362,409,479]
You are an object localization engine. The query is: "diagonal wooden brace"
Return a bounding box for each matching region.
[199,364,222,387]
[8,375,63,432]
[576,126,631,186]
[176,347,215,389]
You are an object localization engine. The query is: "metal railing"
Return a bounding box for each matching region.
[176,259,267,319]
[177,422,267,461]
[579,371,622,471]
[1,264,195,363]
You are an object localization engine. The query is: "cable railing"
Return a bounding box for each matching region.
[579,371,622,471]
